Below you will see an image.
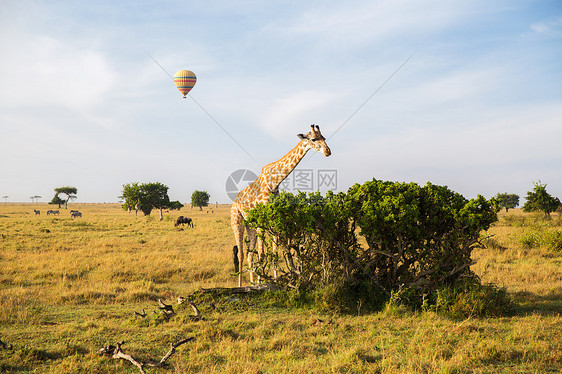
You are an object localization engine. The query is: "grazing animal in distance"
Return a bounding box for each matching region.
[70,211,82,218]
[174,216,193,228]
[34,209,40,215]
[47,210,60,215]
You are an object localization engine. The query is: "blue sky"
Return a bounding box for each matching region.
[1,0,561,204]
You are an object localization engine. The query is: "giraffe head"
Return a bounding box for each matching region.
[298,124,331,157]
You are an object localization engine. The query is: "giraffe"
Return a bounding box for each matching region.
[231,124,331,286]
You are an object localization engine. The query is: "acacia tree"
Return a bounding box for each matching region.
[191,190,210,211]
[495,193,519,212]
[121,182,182,220]
[49,195,65,208]
[51,187,77,209]
[523,181,560,216]
[30,195,41,203]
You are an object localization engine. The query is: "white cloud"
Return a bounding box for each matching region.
[0,33,117,111]
[276,0,490,50]
[530,16,562,38]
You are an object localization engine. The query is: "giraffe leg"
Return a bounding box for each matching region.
[272,235,279,280]
[246,227,257,284]
[231,209,245,287]
[256,229,264,283]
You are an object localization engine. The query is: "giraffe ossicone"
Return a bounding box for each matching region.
[230,124,331,286]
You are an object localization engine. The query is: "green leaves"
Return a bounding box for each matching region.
[523,181,561,216]
[120,182,171,216]
[246,179,499,304]
[246,191,356,289]
[191,190,210,210]
[52,186,78,208]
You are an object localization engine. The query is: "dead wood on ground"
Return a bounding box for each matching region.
[98,338,194,374]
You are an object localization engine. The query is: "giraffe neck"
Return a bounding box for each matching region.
[260,139,309,194]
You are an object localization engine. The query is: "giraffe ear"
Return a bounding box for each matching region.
[297,133,306,139]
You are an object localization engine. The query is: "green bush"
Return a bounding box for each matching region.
[246,191,358,290]
[434,281,514,318]
[519,231,541,249]
[518,228,562,251]
[347,180,498,292]
[246,179,500,314]
[542,229,562,251]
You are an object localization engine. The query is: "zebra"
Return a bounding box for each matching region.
[70,211,82,218]
[34,209,40,215]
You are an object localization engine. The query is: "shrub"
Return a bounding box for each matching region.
[246,179,501,314]
[434,281,513,318]
[347,180,498,293]
[246,191,359,290]
[542,229,562,251]
[518,231,541,249]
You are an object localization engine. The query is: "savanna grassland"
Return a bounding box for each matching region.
[0,203,561,373]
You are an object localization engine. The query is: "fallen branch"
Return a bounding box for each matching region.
[98,338,194,374]
[186,299,201,320]
[178,297,202,320]
[158,299,175,318]
[134,309,146,318]
[98,341,145,374]
[146,338,194,368]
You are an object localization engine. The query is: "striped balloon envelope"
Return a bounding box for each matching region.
[173,70,197,98]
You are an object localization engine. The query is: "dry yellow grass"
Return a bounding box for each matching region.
[0,204,561,373]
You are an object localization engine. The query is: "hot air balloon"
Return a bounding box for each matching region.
[173,70,197,98]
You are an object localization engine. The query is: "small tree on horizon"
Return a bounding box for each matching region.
[495,193,520,212]
[52,187,77,209]
[523,181,560,216]
[120,182,179,220]
[191,190,210,211]
[143,182,170,221]
[49,195,65,208]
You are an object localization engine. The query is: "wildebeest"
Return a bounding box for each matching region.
[70,211,82,218]
[34,209,40,215]
[47,210,60,215]
[174,216,193,228]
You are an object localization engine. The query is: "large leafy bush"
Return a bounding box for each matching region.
[246,179,500,313]
[347,180,498,292]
